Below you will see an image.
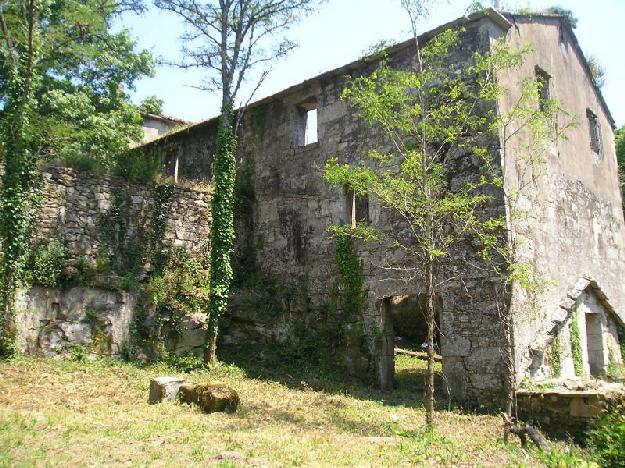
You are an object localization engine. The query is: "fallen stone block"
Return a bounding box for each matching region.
[148,376,188,404]
[178,382,240,413]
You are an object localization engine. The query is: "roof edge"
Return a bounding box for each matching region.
[137,8,511,149]
[505,13,616,130]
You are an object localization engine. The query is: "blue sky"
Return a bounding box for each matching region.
[120,0,625,128]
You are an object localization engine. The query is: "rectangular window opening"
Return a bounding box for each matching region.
[344,188,369,227]
[587,108,602,155]
[535,66,551,112]
[297,100,318,146]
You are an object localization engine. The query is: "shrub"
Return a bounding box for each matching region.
[114,149,161,183]
[61,153,106,174]
[26,240,67,288]
[589,402,625,467]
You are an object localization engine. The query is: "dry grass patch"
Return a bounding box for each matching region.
[0,355,591,466]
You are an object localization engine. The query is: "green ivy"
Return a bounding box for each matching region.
[147,246,209,351]
[328,233,368,358]
[25,240,67,288]
[0,18,42,357]
[549,334,562,378]
[615,319,625,362]
[334,235,367,320]
[589,402,625,467]
[570,310,584,377]
[205,109,237,363]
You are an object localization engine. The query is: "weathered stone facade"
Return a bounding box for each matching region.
[36,165,211,262]
[140,11,514,402]
[16,165,212,357]
[15,10,625,404]
[497,15,625,385]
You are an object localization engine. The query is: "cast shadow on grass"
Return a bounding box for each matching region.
[216,343,450,411]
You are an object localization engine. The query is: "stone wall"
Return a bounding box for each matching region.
[16,165,212,357]
[37,165,212,263]
[497,16,625,383]
[16,287,137,357]
[140,14,513,402]
[517,388,624,441]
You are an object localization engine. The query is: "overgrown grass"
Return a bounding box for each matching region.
[0,354,592,466]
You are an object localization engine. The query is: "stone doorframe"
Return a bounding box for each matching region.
[531,276,624,380]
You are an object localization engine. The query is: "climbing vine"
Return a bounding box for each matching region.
[0,0,41,358]
[326,232,368,360]
[570,310,584,377]
[334,234,367,320]
[549,334,562,378]
[616,320,625,361]
[205,110,237,364]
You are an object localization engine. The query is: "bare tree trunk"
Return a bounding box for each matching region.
[204,320,218,366]
[1,272,16,356]
[425,254,435,428]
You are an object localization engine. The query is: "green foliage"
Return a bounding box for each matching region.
[61,152,107,174]
[206,111,237,359]
[94,181,209,359]
[0,0,42,357]
[616,126,625,209]
[532,445,595,467]
[333,234,367,320]
[148,246,209,342]
[616,126,625,168]
[139,96,164,115]
[1,0,154,167]
[0,0,153,356]
[606,348,625,381]
[466,1,486,14]
[570,310,584,377]
[324,28,516,270]
[589,402,625,467]
[327,222,379,242]
[25,239,67,288]
[549,334,562,378]
[585,55,606,89]
[617,320,625,363]
[98,181,174,278]
[545,6,578,29]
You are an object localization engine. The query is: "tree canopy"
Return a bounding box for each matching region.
[0,0,155,168]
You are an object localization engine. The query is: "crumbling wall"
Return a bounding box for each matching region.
[140,16,512,403]
[36,165,211,263]
[497,17,625,383]
[16,165,212,357]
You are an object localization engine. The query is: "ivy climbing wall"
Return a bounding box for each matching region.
[15,165,213,357]
[36,165,211,263]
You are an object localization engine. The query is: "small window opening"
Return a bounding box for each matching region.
[587,109,602,154]
[585,311,605,377]
[297,100,318,146]
[345,188,369,227]
[535,66,551,112]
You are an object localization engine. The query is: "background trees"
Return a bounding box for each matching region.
[0,0,154,356]
[154,0,322,365]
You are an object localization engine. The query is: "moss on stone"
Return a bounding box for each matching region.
[178,382,239,413]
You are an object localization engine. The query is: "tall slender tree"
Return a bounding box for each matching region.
[0,0,154,356]
[0,0,40,356]
[324,9,568,427]
[154,0,322,365]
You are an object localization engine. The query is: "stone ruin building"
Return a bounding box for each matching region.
[15,9,625,406]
